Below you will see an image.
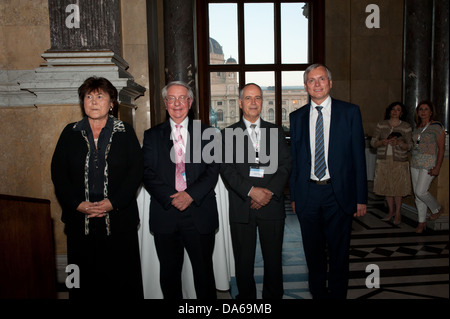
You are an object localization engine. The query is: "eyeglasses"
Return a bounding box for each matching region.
[165,95,190,104]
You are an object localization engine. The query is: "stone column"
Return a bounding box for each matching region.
[163,0,196,89]
[432,0,449,130]
[19,0,145,127]
[403,0,434,125]
[403,0,449,229]
[403,0,449,130]
[48,0,121,55]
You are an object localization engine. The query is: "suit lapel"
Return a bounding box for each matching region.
[185,118,196,186]
[161,120,176,187]
[328,98,340,159]
[301,105,312,158]
[162,120,173,151]
[259,119,271,157]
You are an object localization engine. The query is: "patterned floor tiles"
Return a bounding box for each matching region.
[231,184,449,300]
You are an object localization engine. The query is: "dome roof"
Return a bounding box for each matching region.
[209,37,223,55]
[226,56,237,64]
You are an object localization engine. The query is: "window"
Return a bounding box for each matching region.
[217,109,224,122]
[197,0,325,131]
[268,108,275,121]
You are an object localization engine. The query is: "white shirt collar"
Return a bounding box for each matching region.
[169,117,189,131]
[242,117,261,131]
[310,96,331,111]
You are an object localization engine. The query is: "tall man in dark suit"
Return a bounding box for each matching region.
[142,81,219,299]
[289,64,367,299]
[220,83,292,299]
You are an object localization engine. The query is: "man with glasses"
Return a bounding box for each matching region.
[142,81,219,299]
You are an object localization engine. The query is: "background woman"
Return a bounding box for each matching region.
[51,77,144,298]
[371,102,413,225]
[410,100,445,233]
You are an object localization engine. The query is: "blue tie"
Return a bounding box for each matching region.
[314,106,326,180]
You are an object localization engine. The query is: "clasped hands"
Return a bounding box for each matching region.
[249,187,273,210]
[78,199,113,218]
[381,137,402,147]
[170,191,194,211]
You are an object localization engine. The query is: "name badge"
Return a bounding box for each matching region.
[249,166,264,178]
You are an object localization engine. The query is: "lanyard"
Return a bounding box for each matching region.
[416,121,431,145]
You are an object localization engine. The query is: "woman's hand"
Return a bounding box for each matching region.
[77,199,113,218]
[428,166,440,176]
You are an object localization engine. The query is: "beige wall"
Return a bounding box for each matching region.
[325,0,404,137]
[0,104,84,254]
[0,0,49,69]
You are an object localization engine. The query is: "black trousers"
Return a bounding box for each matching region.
[297,182,353,299]
[230,212,285,299]
[154,212,217,299]
[66,219,144,299]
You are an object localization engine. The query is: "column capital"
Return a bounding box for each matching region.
[19,51,145,107]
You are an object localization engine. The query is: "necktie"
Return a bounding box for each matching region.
[250,124,258,150]
[314,106,326,180]
[174,124,186,191]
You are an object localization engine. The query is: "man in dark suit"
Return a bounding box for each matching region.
[220,83,292,299]
[289,64,367,299]
[142,81,219,299]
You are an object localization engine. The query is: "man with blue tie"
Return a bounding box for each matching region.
[289,64,367,299]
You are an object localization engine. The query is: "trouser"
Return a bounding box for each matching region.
[230,212,285,299]
[154,212,217,299]
[298,182,353,299]
[410,167,441,222]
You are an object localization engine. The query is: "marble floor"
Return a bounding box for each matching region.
[238,182,449,300]
[347,189,449,299]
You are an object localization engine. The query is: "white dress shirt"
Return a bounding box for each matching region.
[243,117,261,151]
[309,96,331,180]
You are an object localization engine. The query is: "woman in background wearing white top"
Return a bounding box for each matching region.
[410,100,445,233]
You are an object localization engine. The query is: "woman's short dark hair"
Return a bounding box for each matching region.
[384,101,407,121]
[78,77,119,110]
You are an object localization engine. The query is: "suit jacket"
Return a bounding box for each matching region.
[51,117,143,235]
[289,98,367,215]
[220,118,292,223]
[142,118,219,234]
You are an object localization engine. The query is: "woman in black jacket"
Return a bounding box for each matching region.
[51,77,144,299]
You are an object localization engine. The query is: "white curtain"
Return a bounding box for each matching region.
[137,176,234,299]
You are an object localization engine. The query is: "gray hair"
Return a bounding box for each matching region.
[162,81,194,100]
[239,83,263,100]
[303,63,333,84]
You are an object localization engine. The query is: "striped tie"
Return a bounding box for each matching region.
[314,106,326,180]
